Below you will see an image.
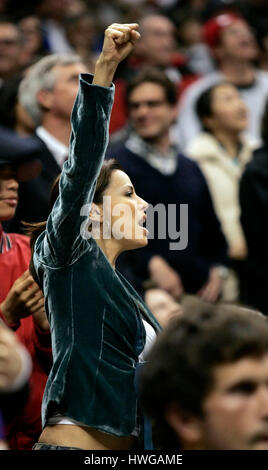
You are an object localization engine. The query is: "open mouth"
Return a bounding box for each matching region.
[137,214,149,236]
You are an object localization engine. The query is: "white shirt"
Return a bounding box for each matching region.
[125,132,179,175]
[139,319,156,362]
[36,126,69,169]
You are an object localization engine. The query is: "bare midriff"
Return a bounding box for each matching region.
[39,424,136,450]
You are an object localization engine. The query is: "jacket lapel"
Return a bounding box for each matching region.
[116,270,162,333]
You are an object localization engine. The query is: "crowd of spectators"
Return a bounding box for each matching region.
[1,0,268,451]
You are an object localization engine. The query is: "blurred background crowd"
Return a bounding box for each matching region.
[1,0,268,450]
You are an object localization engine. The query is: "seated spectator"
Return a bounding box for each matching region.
[0,19,24,82]
[0,75,35,135]
[133,14,182,77]
[172,12,268,150]
[64,12,97,72]
[239,100,268,315]
[140,302,268,449]
[144,287,183,328]
[174,10,215,76]
[36,0,75,54]
[4,53,88,233]
[186,82,256,299]
[18,15,49,68]
[0,141,52,449]
[187,82,254,255]
[107,67,228,303]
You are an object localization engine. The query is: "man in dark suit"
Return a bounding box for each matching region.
[4,53,88,233]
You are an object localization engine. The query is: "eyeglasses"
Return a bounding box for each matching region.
[0,38,19,47]
[128,99,167,111]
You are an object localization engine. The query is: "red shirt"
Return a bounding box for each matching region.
[0,224,52,449]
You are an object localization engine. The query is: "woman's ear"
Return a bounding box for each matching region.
[89,203,103,223]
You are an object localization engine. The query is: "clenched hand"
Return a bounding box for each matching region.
[0,270,48,329]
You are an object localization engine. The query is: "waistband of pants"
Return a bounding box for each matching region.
[33,443,81,450]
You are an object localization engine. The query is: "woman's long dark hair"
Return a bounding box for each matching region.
[23,158,123,252]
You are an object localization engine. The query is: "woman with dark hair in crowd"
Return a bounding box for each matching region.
[187,81,255,301]
[26,23,160,451]
[188,82,254,262]
[240,99,268,315]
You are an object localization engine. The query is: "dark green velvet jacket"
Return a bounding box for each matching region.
[33,74,160,437]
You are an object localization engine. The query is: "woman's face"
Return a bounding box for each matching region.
[18,16,43,56]
[100,170,149,250]
[207,84,248,134]
[0,165,18,221]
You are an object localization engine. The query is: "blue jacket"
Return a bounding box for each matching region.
[33,74,160,438]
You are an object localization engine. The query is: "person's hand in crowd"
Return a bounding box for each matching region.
[0,321,28,391]
[148,255,184,300]
[0,270,49,330]
[93,23,140,87]
[197,266,223,303]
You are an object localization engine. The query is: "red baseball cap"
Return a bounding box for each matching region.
[203,13,244,49]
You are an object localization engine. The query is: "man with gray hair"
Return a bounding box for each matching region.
[5,54,88,233]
